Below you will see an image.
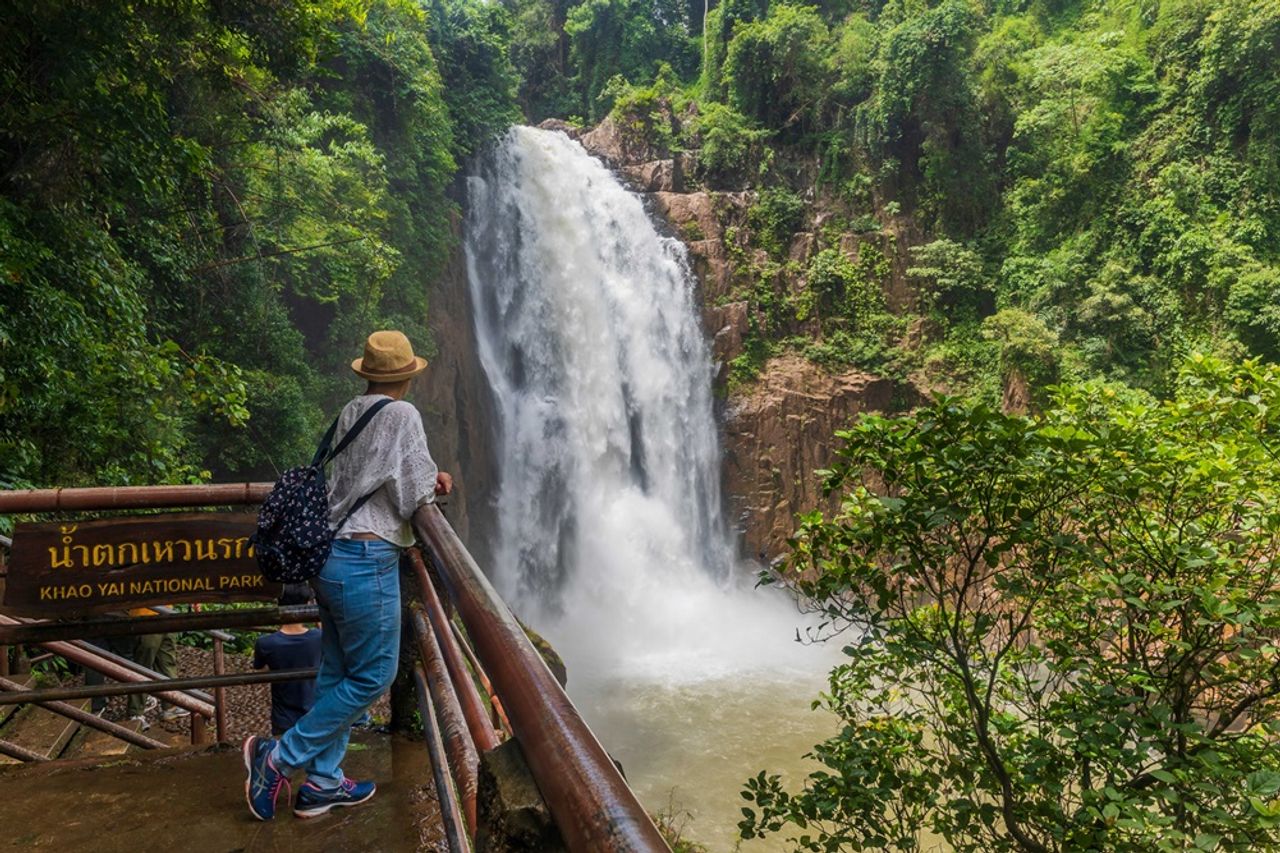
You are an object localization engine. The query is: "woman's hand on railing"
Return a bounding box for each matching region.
[434,472,454,497]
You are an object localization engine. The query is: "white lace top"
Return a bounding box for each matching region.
[326,394,438,547]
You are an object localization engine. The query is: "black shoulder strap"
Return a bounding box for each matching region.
[336,488,381,532]
[309,416,341,467]
[312,397,395,468]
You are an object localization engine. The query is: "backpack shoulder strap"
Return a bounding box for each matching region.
[322,397,395,466]
[309,416,341,468]
[335,487,382,534]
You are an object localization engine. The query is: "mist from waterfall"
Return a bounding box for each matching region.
[463,126,835,848]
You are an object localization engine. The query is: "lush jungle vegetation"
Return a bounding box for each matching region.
[543,0,1280,410]
[748,356,1280,850]
[0,0,516,493]
[6,0,1275,481]
[4,0,1280,847]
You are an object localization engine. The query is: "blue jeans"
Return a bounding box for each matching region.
[273,538,401,788]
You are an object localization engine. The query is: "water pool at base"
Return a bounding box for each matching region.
[566,668,838,851]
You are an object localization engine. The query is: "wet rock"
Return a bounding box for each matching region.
[476,739,568,853]
[1002,368,1031,415]
[651,192,719,248]
[578,115,668,169]
[417,212,500,557]
[705,301,749,365]
[537,118,581,140]
[618,159,679,193]
[686,239,731,305]
[724,354,914,560]
[788,232,816,266]
[519,620,567,688]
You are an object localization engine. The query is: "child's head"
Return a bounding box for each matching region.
[278,583,315,607]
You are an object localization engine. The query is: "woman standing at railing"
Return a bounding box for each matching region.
[243,331,453,821]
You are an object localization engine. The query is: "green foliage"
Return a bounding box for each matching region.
[869,0,994,232]
[504,0,577,121]
[747,355,1280,851]
[906,239,989,316]
[0,0,499,489]
[564,0,699,119]
[685,101,767,177]
[805,247,884,329]
[748,188,806,258]
[981,308,1060,402]
[603,65,685,154]
[426,0,523,158]
[1226,267,1280,361]
[724,4,831,133]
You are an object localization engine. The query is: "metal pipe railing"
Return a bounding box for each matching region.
[150,605,237,742]
[62,639,214,706]
[0,738,48,762]
[0,482,271,513]
[409,548,499,753]
[0,606,319,645]
[413,504,670,853]
[0,676,167,750]
[412,608,479,835]
[0,619,214,717]
[413,663,473,853]
[451,620,512,735]
[213,636,228,743]
[0,668,317,705]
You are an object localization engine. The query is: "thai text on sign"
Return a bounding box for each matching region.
[2,513,281,616]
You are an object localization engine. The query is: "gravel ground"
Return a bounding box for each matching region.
[98,640,391,743]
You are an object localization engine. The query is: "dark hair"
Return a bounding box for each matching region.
[278,582,314,607]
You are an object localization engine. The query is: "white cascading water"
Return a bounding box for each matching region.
[464,126,835,848]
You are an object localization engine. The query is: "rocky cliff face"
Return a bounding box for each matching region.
[723,353,901,559]
[414,213,499,563]
[556,117,917,561]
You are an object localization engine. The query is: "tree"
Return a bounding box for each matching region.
[744,355,1280,851]
[564,0,698,119]
[724,3,833,133]
[868,0,994,233]
[0,0,474,487]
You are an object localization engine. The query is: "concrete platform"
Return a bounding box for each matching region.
[0,733,445,852]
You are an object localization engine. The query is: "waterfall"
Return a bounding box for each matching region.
[463,125,820,680]
[463,126,836,849]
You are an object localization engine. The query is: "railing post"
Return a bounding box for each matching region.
[190,709,208,745]
[388,553,420,733]
[213,636,227,743]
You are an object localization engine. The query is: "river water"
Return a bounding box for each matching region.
[464,126,839,850]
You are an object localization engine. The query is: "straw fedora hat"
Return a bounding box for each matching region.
[351,330,428,382]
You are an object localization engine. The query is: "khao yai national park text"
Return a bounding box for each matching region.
[2,1,1279,851]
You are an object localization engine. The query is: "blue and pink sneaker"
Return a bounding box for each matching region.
[243,736,290,821]
[293,776,377,818]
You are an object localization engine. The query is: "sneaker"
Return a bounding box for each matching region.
[144,695,159,713]
[128,714,150,732]
[293,777,377,819]
[243,736,290,821]
[161,706,190,722]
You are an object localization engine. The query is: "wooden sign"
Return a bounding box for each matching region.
[2,513,281,616]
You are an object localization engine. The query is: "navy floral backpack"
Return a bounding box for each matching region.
[252,398,393,583]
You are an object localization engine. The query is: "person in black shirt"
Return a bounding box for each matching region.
[254,585,323,736]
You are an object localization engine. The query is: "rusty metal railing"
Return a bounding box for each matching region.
[413,503,670,853]
[1,483,670,851]
[0,483,270,512]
